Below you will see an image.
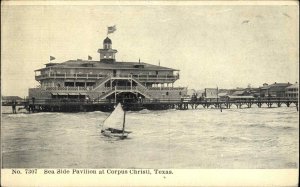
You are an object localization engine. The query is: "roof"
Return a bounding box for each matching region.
[266,83,291,91]
[286,83,299,89]
[228,96,254,99]
[232,90,246,95]
[218,93,228,97]
[36,60,178,71]
[2,96,23,100]
[103,37,112,44]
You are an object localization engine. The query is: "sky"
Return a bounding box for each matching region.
[1,2,299,97]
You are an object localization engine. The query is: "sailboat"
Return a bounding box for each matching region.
[101,103,131,138]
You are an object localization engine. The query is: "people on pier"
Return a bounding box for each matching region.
[12,100,17,114]
[30,97,36,113]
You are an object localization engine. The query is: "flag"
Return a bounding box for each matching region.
[50,56,55,61]
[88,56,92,60]
[107,25,116,34]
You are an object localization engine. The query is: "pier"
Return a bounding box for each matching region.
[2,97,298,112]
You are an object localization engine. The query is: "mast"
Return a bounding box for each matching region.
[122,110,126,133]
[114,86,117,104]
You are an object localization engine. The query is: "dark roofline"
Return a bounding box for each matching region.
[36,60,179,71]
[36,66,178,71]
[2,96,23,100]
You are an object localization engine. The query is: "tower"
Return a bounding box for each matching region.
[98,37,118,63]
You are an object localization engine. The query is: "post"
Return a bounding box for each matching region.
[114,86,117,104]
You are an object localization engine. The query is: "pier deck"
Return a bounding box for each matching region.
[2,97,298,112]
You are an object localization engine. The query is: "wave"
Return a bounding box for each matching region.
[30,112,64,116]
[5,113,29,118]
[213,136,276,143]
[247,123,296,131]
[137,109,151,114]
[213,136,251,143]
[90,111,107,114]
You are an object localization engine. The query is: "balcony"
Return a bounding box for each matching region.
[45,86,90,91]
[36,73,180,82]
[35,73,107,81]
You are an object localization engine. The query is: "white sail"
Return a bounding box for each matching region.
[102,103,124,130]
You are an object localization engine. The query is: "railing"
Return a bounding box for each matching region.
[96,89,115,100]
[194,97,299,102]
[148,87,186,90]
[132,74,179,81]
[136,86,152,98]
[36,74,109,80]
[44,86,91,91]
[115,86,137,90]
[95,86,152,100]
[131,77,147,89]
[36,73,179,81]
[9,97,298,106]
[92,76,111,91]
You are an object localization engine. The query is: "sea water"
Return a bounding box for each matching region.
[1,106,299,168]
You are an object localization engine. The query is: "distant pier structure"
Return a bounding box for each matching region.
[4,97,297,112]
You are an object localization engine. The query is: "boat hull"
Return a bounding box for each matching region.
[101,129,129,139]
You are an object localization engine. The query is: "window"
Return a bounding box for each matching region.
[65,82,75,87]
[179,91,181,95]
[166,92,169,96]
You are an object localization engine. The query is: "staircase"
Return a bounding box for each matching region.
[96,89,116,100]
[131,77,152,98]
[131,77,147,89]
[136,85,151,99]
[93,76,111,91]
[94,86,152,100]
[92,76,153,100]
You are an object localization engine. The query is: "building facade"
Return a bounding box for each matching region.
[29,37,187,104]
[259,82,292,97]
[285,83,299,98]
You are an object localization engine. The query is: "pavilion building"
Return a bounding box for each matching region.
[29,37,187,104]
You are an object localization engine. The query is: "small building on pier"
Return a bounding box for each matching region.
[29,36,187,105]
[285,82,298,98]
[260,82,292,97]
[1,96,23,105]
